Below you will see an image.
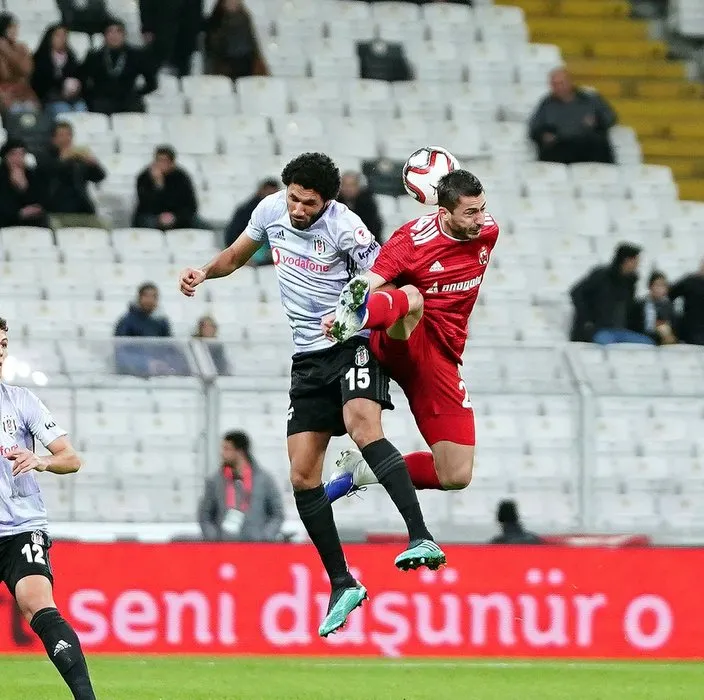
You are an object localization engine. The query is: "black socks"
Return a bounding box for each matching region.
[295,485,355,589]
[362,438,433,542]
[30,607,96,700]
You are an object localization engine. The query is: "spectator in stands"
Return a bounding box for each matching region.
[114,283,191,376]
[669,259,704,345]
[31,24,87,120]
[204,0,268,81]
[193,315,230,375]
[490,500,543,545]
[81,18,157,115]
[140,0,202,77]
[45,121,107,229]
[336,171,383,242]
[0,138,49,228]
[529,67,617,165]
[224,176,279,247]
[115,283,171,338]
[133,145,200,230]
[569,243,652,344]
[198,430,284,542]
[0,13,39,113]
[628,271,678,346]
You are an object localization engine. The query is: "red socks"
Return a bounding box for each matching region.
[404,452,443,490]
[362,289,410,330]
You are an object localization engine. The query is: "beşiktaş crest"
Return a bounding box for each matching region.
[1,415,17,438]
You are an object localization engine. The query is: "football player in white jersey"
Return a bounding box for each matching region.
[0,318,98,699]
[179,153,445,637]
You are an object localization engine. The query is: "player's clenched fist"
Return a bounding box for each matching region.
[179,267,206,296]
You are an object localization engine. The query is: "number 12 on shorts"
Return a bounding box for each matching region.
[345,367,370,390]
[21,542,46,565]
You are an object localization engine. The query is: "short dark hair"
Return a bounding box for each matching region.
[138,282,158,297]
[52,121,73,137]
[104,17,125,33]
[281,152,340,201]
[223,430,251,455]
[649,270,667,287]
[497,499,519,525]
[437,170,484,211]
[0,317,7,332]
[155,145,176,161]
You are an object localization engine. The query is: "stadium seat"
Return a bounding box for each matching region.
[235,77,291,117]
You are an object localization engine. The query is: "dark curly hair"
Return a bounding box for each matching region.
[281,152,340,201]
[0,317,7,332]
[437,170,484,211]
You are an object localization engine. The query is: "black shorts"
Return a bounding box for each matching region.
[288,336,393,437]
[0,530,53,597]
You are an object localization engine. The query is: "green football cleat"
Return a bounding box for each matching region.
[394,539,447,572]
[318,583,368,638]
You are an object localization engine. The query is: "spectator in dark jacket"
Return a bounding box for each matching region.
[570,243,652,344]
[670,259,704,345]
[114,283,191,376]
[133,145,199,230]
[31,24,87,119]
[204,0,268,81]
[336,171,383,242]
[193,315,230,375]
[46,120,106,228]
[0,138,49,228]
[529,68,617,165]
[140,0,202,77]
[490,500,543,545]
[81,18,157,114]
[115,283,171,337]
[628,271,678,346]
[224,177,279,247]
[198,431,284,542]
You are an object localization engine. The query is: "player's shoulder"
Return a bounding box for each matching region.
[399,213,441,247]
[254,190,287,222]
[1,383,38,409]
[482,212,500,241]
[326,199,365,231]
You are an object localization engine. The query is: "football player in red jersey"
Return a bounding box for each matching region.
[324,170,500,501]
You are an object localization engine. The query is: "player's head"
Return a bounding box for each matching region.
[137,282,159,314]
[437,170,486,240]
[281,152,340,230]
[222,430,251,470]
[0,317,7,378]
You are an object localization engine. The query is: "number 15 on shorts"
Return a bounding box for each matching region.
[345,367,370,390]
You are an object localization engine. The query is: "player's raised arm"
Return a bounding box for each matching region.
[180,196,269,296]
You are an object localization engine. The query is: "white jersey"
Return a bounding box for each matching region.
[0,384,66,537]
[246,190,381,353]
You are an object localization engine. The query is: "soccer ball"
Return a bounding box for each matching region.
[402,146,460,205]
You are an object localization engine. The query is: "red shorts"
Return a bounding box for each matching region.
[370,320,476,447]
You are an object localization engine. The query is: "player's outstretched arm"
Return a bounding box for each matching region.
[180,235,262,296]
[8,436,81,476]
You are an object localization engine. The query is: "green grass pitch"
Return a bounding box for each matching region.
[1,656,702,699]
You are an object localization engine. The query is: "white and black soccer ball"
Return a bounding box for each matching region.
[402,146,460,205]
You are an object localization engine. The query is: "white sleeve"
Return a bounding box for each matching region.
[21,390,68,448]
[244,197,269,243]
[337,211,381,272]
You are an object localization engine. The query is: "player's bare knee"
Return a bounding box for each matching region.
[438,457,474,490]
[289,466,321,492]
[343,401,383,449]
[15,584,54,622]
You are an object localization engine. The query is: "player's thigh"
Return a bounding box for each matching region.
[339,339,393,447]
[3,531,55,618]
[287,431,332,491]
[386,286,424,341]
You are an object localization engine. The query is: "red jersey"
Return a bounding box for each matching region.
[371,212,500,364]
